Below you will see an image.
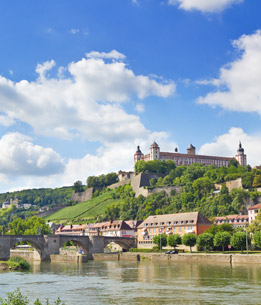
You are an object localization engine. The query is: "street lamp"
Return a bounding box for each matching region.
[245,224,249,255]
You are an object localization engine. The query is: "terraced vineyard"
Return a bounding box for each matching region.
[44,191,120,224]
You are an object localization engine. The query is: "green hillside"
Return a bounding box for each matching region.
[44,190,121,224]
[44,162,261,224]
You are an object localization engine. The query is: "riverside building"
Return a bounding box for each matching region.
[137,212,212,248]
[134,141,247,167]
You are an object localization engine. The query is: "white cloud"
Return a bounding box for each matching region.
[70,28,80,34]
[0,51,175,143]
[135,103,145,113]
[132,0,139,5]
[0,115,15,127]
[86,50,126,60]
[169,0,243,13]
[0,133,64,176]
[199,127,261,166]
[33,131,177,188]
[198,30,261,114]
[35,60,56,80]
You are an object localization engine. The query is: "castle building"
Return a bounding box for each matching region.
[134,142,247,167]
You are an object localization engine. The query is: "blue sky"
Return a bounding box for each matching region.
[0,0,261,192]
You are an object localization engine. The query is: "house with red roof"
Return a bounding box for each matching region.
[248,203,261,223]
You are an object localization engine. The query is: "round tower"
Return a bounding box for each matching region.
[187,144,196,155]
[134,146,144,163]
[235,142,247,166]
[150,141,160,160]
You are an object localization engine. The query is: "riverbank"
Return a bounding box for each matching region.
[93,252,261,264]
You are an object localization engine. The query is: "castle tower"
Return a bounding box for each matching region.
[150,141,160,160]
[134,146,144,163]
[187,144,196,155]
[235,142,247,166]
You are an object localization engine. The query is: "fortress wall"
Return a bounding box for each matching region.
[108,179,131,190]
[148,186,182,197]
[215,178,243,192]
[71,187,98,203]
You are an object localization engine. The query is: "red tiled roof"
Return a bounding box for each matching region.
[215,214,248,221]
[248,203,261,210]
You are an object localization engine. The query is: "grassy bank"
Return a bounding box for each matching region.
[0,257,30,271]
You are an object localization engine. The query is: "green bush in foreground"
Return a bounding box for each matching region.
[7,257,30,270]
[0,289,65,305]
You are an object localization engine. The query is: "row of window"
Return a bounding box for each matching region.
[144,220,194,227]
[145,226,195,234]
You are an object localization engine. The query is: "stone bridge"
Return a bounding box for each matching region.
[0,235,136,261]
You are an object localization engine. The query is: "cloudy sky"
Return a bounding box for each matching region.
[0,0,260,192]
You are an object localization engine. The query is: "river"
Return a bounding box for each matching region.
[0,260,261,304]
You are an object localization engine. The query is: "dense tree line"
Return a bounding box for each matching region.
[0,187,74,208]
[152,222,261,252]
[0,187,74,226]
[86,172,118,188]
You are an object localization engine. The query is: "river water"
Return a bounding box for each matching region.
[0,260,261,304]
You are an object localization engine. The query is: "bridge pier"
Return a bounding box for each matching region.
[0,235,136,261]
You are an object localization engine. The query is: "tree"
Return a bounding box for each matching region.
[167,234,181,249]
[196,233,214,252]
[253,231,261,249]
[213,232,231,253]
[230,232,248,253]
[153,234,167,250]
[182,233,197,253]
[73,180,84,193]
[8,216,51,235]
[248,211,261,233]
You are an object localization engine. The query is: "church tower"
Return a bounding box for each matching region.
[150,141,160,160]
[134,146,144,163]
[235,142,247,166]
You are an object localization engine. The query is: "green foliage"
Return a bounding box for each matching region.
[206,223,234,235]
[73,181,84,193]
[253,231,261,249]
[182,233,197,252]
[135,160,176,174]
[87,172,118,188]
[247,211,261,233]
[153,234,167,250]
[0,289,65,305]
[45,161,260,224]
[196,233,214,252]
[0,187,74,226]
[230,232,248,252]
[6,257,30,270]
[167,234,181,249]
[8,216,51,235]
[213,232,231,253]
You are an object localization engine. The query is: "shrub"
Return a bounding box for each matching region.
[7,257,30,270]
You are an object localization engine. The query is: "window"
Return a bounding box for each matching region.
[153,228,156,234]
[179,227,181,233]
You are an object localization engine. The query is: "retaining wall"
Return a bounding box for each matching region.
[93,252,261,264]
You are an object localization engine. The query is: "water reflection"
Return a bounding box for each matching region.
[0,261,261,304]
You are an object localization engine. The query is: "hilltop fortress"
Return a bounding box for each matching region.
[134,141,247,167]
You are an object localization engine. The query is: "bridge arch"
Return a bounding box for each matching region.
[10,236,47,261]
[58,236,89,255]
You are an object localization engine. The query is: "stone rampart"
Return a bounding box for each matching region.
[71,187,100,203]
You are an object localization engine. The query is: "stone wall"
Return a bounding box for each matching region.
[71,187,99,203]
[107,179,131,190]
[215,178,243,192]
[10,249,40,261]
